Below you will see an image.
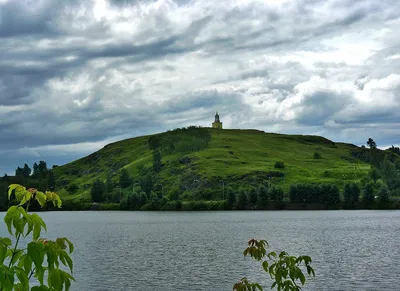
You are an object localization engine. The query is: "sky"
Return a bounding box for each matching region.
[1,0,400,175]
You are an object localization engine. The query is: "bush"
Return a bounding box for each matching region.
[266,171,285,178]
[274,161,285,169]
[314,152,322,159]
[67,183,79,194]
[179,200,226,211]
[98,203,120,210]
[163,200,182,211]
[181,201,208,211]
[207,200,227,210]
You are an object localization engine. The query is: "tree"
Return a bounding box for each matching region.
[91,179,105,202]
[321,184,340,207]
[106,172,114,194]
[380,156,397,181]
[33,162,39,176]
[47,170,56,190]
[22,163,31,177]
[248,187,258,208]
[395,159,400,171]
[343,183,355,209]
[236,189,248,210]
[38,160,48,176]
[257,185,269,209]
[362,183,375,205]
[378,184,390,204]
[233,239,315,291]
[15,166,24,177]
[226,188,236,209]
[367,138,377,149]
[119,168,132,188]
[140,173,153,195]
[369,167,381,184]
[351,183,360,203]
[274,187,285,209]
[120,190,145,210]
[1,184,74,290]
[388,145,400,155]
[0,180,7,211]
[153,149,162,172]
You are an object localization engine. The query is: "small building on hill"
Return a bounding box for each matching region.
[212,112,223,129]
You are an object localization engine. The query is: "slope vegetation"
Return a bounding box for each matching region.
[53,128,371,202]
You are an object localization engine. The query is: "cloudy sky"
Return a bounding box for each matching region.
[1,0,399,175]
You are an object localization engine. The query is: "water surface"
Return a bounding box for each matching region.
[1,210,399,290]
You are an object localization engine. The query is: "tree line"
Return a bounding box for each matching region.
[0,160,57,210]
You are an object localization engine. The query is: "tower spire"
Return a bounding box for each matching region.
[212,111,222,129]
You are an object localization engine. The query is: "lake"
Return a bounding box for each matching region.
[1,210,399,290]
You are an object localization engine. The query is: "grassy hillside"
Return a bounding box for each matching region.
[53,128,371,203]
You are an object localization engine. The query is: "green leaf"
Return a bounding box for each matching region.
[10,185,28,203]
[49,269,62,290]
[34,265,45,285]
[276,269,282,283]
[15,267,29,290]
[306,265,315,277]
[0,237,12,264]
[19,191,32,206]
[35,191,47,207]
[27,242,45,269]
[4,206,19,236]
[8,184,24,199]
[262,261,269,272]
[0,237,12,246]
[11,249,24,266]
[0,265,15,290]
[13,215,25,237]
[45,191,63,208]
[63,237,74,253]
[299,271,306,285]
[0,245,7,265]
[31,213,47,240]
[60,250,73,272]
[267,251,277,259]
[25,215,34,238]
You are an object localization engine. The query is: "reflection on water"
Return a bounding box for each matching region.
[1,210,399,290]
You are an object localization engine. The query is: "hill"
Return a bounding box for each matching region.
[51,128,372,203]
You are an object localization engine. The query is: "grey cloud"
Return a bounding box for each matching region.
[293,91,352,126]
[0,1,55,38]
[161,89,246,115]
[1,0,400,174]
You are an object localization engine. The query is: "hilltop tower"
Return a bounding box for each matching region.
[212,112,223,129]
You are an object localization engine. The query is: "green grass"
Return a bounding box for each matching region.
[53,128,371,202]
